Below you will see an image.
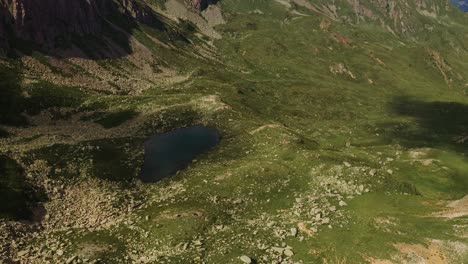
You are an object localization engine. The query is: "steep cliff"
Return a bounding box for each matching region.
[0,0,173,53]
[0,1,12,53]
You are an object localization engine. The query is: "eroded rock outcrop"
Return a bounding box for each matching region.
[185,0,218,12]
[0,0,166,52]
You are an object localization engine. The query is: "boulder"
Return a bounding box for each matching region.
[240,255,252,264]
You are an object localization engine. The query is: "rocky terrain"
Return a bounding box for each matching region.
[1,0,468,263]
[0,0,213,50]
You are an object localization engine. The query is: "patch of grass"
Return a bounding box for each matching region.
[67,230,127,262]
[95,110,139,129]
[0,65,27,126]
[23,81,86,115]
[383,97,468,153]
[306,193,455,263]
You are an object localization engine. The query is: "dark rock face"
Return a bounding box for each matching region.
[0,0,165,52]
[186,0,219,11]
[0,1,12,53]
[188,0,206,10]
[12,0,103,46]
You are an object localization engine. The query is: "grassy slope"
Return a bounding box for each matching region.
[1,0,468,263]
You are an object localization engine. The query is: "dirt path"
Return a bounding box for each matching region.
[435,195,468,219]
[369,240,448,264]
[249,124,283,135]
[394,240,447,264]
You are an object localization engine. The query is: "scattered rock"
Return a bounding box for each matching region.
[272,246,284,254]
[339,200,348,207]
[240,255,252,263]
[290,227,297,237]
[284,248,294,257]
[182,242,189,251]
[315,213,321,221]
[66,255,77,264]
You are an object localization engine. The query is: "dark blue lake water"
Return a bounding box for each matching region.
[452,0,468,12]
[140,125,220,183]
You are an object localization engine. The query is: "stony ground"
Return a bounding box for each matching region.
[1,0,468,263]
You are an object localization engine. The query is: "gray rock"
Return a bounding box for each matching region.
[182,242,189,251]
[17,250,29,257]
[66,256,77,264]
[240,255,252,263]
[272,246,284,254]
[290,227,297,237]
[315,213,321,221]
[284,248,294,257]
[339,200,347,207]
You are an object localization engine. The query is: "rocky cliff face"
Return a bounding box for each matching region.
[289,0,459,35]
[0,1,12,53]
[9,0,103,46]
[0,0,166,52]
[185,0,218,11]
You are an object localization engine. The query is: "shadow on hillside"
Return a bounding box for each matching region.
[202,0,221,10]
[0,0,193,59]
[379,97,468,153]
[0,154,45,220]
[0,65,87,132]
[0,66,26,129]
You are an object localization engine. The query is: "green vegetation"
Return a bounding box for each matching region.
[94,110,139,128]
[1,0,468,263]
